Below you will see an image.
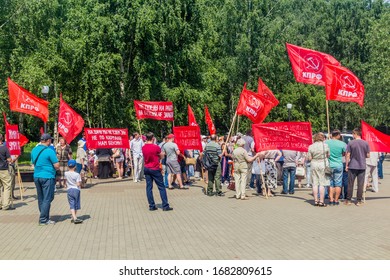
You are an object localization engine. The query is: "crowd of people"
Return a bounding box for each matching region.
[0,127,387,225]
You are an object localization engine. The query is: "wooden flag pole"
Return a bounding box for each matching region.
[137,119,142,136]
[260,171,268,199]
[326,100,331,137]
[236,115,240,135]
[222,111,238,156]
[15,162,25,201]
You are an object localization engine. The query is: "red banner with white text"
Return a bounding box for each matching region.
[286,43,340,86]
[5,124,21,156]
[252,122,312,152]
[134,100,174,121]
[8,78,49,122]
[361,121,390,152]
[173,126,203,152]
[84,128,129,149]
[325,64,365,107]
[58,94,85,144]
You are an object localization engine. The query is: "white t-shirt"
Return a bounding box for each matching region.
[65,171,82,190]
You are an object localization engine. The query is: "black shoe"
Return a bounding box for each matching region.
[149,206,158,211]
[74,219,83,224]
[289,192,295,195]
[163,207,173,211]
[216,192,225,197]
[207,192,214,196]
[280,191,288,194]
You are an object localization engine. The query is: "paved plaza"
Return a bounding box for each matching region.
[1,160,390,260]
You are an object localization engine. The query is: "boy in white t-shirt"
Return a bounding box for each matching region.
[65,160,83,224]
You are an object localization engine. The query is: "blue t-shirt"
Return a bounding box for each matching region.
[31,144,59,179]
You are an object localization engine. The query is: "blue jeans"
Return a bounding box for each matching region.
[250,174,262,193]
[342,162,348,199]
[144,167,169,209]
[378,154,385,179]
[221,157,230,183]
[283,167,296,193]
[34,177,56,224]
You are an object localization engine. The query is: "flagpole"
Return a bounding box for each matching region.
[326,100,330,137]
[236,115,240,134]
[137,119,142,135]
[222,111,238,156]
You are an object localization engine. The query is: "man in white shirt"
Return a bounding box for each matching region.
[130,133,144,182]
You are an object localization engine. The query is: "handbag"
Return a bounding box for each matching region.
[185,157,196,165]
[322,143,332,177]
[227,181,235,191]
[296,166,305,177]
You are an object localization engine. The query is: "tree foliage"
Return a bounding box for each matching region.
[0,0,389,141]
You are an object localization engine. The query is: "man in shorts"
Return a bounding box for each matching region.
[162,134,186,189]
[326,130,347,205]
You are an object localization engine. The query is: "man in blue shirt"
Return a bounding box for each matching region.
[31,134,60,225]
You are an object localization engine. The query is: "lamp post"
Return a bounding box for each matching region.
[41,86,49,133]
[287,103,292,122]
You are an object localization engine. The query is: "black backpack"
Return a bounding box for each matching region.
[202,150,219,170]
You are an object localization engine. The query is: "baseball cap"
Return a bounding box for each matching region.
[67,159,76,167]
[167,134,175,139]
[40,133,52,141]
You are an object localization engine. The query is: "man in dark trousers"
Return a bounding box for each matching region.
[204,134,224,196]
[31,134,60,225]
[142,132,173,211]
[345,128,370,206]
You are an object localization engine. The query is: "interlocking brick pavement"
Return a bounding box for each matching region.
[1,161,390,260]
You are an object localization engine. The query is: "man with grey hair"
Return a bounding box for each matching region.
[31,133,60,225]
[232,138,261,200]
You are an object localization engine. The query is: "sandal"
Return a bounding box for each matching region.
[314,201,319,206]
[318,202,327,207]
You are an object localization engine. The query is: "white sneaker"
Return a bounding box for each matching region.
[134,180,138,183]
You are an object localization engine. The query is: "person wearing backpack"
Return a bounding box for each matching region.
[203,134,223,196]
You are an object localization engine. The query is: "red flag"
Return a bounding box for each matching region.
[204,105,216,135]
[286,43,340,86]
[325,64,365,107]
[361,121,390,152]
[19,133,29,147]
[8,78,49,122]
[134,100,174,121]
[188,104,198,126]
[58,94,85,144]
[256,78,279,122]
[173,126,203,152]
[3,113,22,156]
[252,122,313,152]
[236,83,265,123]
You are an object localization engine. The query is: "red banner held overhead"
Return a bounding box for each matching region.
[8,78,49,122]
[5,124,21,156]
[58,94,85,144]
[204,105,216,135]
[325,64,365,107]
[252,122,312,152]
[286,43,340,86]
[84,128,129,149]
[188,104,198,126]
[173,126,203,152]
[236,84,265,123]
[134,100,174,121]
[361,121,390,152]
